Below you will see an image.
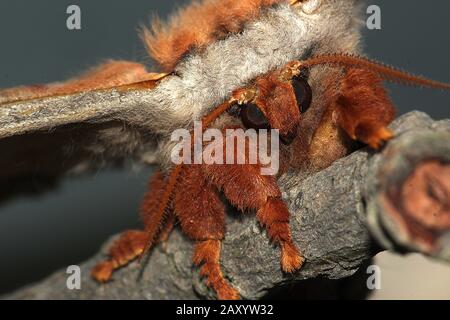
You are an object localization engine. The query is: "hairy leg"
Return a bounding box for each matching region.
[91,230,147,282]
[331,68,396,148]
[257,197,303,272]
[92,171,173,282]
[202,149,303,273]
[174,165,239,299]
[193,240,240,300]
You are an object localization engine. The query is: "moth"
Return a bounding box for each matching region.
[1,0,449,299]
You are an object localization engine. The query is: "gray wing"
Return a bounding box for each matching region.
[0,83,163,204]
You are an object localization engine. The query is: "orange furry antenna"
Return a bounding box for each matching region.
[139,165,184,259]
[299,54,450,90]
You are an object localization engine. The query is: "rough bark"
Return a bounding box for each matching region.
[6,111,450,300]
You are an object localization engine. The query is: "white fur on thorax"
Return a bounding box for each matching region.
[129,1,363,166]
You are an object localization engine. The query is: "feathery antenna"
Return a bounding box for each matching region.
[299,54,450,90]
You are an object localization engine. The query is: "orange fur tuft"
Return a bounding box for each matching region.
[331,68,396,148]
[141,0,286,71]
[254,70,301,138]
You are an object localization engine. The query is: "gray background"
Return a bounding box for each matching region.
[0,0,449,296]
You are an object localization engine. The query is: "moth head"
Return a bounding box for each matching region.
[232,62,312,145]
[215,54,450,149]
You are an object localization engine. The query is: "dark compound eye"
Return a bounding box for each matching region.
[291,76,312,113]
[240,103,270,130]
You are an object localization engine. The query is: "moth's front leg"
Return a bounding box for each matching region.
[173,165,240,300]
[91,230,148,282]
[202,159,304,273]
[92,171,174,282]
[332,68,396,148]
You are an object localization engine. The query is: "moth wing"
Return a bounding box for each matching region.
[0,60,165,203]
[0,60,165,104]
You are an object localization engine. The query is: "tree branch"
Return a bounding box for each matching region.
[7,112,450,300]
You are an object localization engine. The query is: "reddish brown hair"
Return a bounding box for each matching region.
[142,0,286,71]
